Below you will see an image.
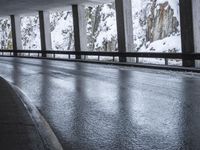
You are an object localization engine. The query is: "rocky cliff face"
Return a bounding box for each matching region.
[132,0,181,54]
[146,1,179,42]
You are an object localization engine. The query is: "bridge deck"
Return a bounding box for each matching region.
[0,57,200,150]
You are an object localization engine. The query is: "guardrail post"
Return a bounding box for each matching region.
[72,5,87,60]
[192,0,200,68]
[38,11,52,58]
[113,56,115,62]
[115,0,134,62]
[165,58,169,66]
[10,15,23,56]
[180,0,195,67]
[136,57,139,63]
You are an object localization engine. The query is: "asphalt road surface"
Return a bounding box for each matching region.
[0,57,200,150]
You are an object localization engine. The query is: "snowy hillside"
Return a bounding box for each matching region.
[50,8,74,51]
[85,3,117,51]
[132,0,180,51]
[21,15,41,50]
[131,0,181,64]
[0,17,12,49]
[0,0,181,65]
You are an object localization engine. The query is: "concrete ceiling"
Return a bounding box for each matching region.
[0,0,114,16]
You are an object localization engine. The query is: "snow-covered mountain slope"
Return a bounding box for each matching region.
[50,8,74,51]
[132,0,180,50]
[0,0,181,65]
[0,17,12,49]
[85,2,117,51]
[21,15,41,50]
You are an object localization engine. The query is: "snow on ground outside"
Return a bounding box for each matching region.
[21,15,41,50]
[85,3,117,51]
[131,0,181,65]
[0,17,12,49]
[95,3,117,49]
[0,0,182,65]
[50,8,74,51]
[139,35,181,53]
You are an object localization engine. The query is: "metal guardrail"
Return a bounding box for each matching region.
[0,49,200,65]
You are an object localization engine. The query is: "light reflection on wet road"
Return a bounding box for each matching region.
[0,57,200,150]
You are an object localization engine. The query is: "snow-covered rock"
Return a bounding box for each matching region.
[0,17,12,49]
[50,8,74,51]
[21,15,41,50]
[0,0,182,65]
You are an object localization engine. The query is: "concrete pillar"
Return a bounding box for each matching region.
[180,0,195,67]
[38,11,52,57]
[72,5,87,59]
[10,15,22,56]
[115,0,134,62]
[192,0,200,68]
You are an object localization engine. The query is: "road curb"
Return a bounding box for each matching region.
[2,78,63,150]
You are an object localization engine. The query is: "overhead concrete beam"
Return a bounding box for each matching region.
[180,0,195,67]
[39,11,52,57]
[115,0,134,62]
[0,0,114,16]
[10,15,23,55]
[72,5,87,59]
[192,0,200,68]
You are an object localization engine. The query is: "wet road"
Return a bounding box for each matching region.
[0,57,200,150]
